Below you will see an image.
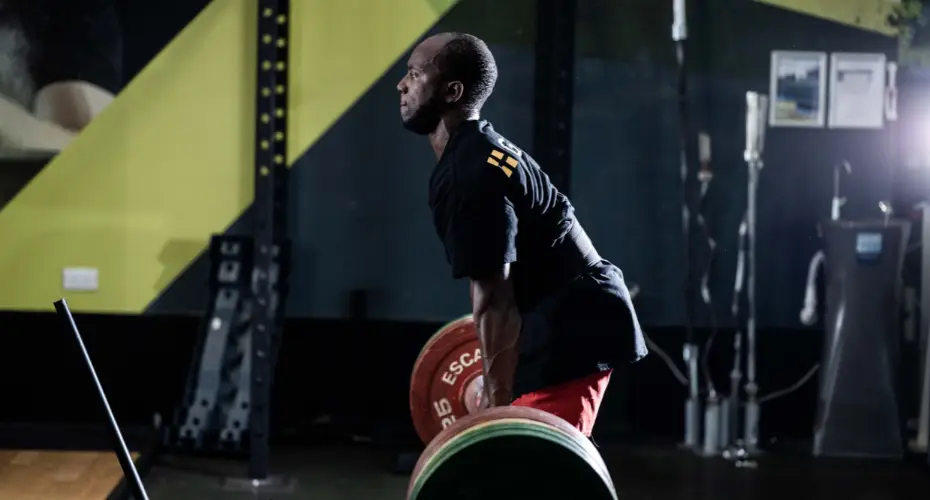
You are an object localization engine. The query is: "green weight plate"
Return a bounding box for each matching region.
[408,418,617,500]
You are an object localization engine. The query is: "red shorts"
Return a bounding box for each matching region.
[510,369,612,437]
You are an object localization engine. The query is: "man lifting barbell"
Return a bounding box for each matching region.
[398,32,647,441]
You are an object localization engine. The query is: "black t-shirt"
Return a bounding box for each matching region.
[6,0,122,94]
[429,120,647,397]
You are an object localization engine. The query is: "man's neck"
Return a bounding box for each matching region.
[428,112,478,160]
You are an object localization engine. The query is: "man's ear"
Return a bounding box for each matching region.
[445,81,464,104]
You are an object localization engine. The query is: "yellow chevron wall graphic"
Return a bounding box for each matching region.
[0,0,455,313]
[288,0,456,164]
[755,0,899,36]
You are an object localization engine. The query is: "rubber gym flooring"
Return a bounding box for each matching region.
[141,443,927,499]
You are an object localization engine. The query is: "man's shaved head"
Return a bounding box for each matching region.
[430,32,497,113]
[398,32,498,135]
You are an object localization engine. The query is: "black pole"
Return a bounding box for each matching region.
[250,0,290,479]
[672,3,702,451]
[53,299,148,500]
[675,46,695,344]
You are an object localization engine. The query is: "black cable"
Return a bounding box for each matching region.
[674,11,717,395]
[729,216,748,397]
[731,217,748,335]
[696,135,719,396]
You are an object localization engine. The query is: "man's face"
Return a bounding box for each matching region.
[397,38,447,135]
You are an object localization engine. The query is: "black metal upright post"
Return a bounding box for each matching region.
[532,0,576,195]
[250,0,290,480]
[670,0,703,451]
[671,1,695,349]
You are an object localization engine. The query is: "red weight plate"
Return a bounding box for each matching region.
[409,315,484,444]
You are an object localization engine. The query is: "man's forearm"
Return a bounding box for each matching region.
[0,94,75,151]
[474,300,522,406]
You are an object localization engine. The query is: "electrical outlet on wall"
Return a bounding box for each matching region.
[63,267,99,291]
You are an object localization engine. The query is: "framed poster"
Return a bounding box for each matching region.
[828,52,887,129]
[769,51,828,128]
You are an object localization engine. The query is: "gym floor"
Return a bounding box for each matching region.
[142,443,930,500]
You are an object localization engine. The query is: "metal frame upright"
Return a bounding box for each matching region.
[250,0,291,480]
[162,2,293,489]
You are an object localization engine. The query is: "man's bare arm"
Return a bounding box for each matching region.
[470,264,522,407]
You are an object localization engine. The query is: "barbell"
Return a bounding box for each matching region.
[406,316,618,500]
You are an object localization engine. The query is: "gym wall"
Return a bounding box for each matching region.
[149,0,540,320]
[0,0,901,329]
[0,0,252,313]
[149,0,904,328]
[568,0,897,329]
[0,0,458,316]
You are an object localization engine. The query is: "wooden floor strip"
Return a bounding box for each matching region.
[0,450,140,500]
